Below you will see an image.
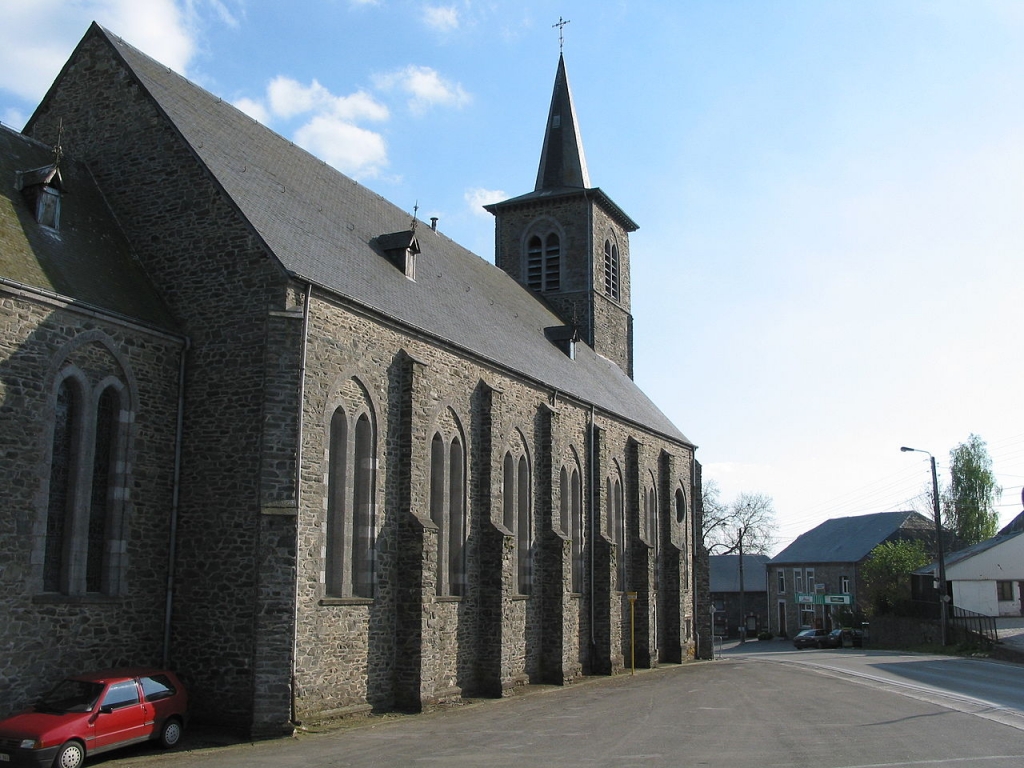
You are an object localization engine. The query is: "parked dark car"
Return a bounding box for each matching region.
[0,668,187,768]
[822,628,868,649]
[792,628,830,649]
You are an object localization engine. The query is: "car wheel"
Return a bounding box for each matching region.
[159,717,184,749]
[53,741,85,768]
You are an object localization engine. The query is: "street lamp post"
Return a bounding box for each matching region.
[901,446,948,646]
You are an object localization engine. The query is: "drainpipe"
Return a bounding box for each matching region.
[290,282,312,725]
[588,403,596,656]
[162,336,190,668]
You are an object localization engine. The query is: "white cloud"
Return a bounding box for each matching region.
[233,97,270,124]
[0,0,195,104]
[266,76,388,122]
[240,76,390,178]
[294,115,388,179]
[423,5,460,32]
[465,187,506,216]
[374,65,470,115]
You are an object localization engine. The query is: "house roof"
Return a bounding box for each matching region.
[0,124,176,329]
[770,511,934,565]
[28,25,689,446]
[998,509,1024,537]
[917,525,1024,574]
[709,554,770,593]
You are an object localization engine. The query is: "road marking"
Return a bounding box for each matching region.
[758,656,1024,733]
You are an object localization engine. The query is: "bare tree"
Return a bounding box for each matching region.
[701,484,777,555]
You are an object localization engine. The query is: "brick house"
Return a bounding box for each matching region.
[0,24,708,735]
[767,511,936,637]
[709,554,769,638]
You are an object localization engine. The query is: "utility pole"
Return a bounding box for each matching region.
[737,525,746,643]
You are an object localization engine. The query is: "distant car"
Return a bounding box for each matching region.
[792,628,830,649]
[823,628,867,648]
[0,668,187,768]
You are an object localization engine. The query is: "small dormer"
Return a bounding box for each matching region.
[375,229,420,280]
[545,324,580,360]
[16,164,63,230]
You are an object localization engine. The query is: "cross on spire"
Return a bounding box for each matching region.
[553,16,570,54]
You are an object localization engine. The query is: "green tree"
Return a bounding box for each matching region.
[944,434,1002,546]
[861,539,930,615]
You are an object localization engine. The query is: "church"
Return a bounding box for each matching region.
[0,23,708,736]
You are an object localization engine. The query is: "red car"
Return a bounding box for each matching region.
[0,668,187,768]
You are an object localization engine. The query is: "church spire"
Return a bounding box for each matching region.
[535,54,591,191]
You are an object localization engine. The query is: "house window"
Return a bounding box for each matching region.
[44,374,127,596]
[430,431,467,596]
[603,239,620,301]
[997,581,1015,602]
[841,575,850,594]
[503,448,533,595]
[325,406,377,599]
[526,233,560,291]
[793,569,803,595]
[777,569,785,594]
[805,568,816,592]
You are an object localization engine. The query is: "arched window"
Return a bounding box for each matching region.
[645,477,659,561]
[608,473,625,591]
[86,386,120,594]
[502,447,532,595]
[517,455,531,595]
[526,232,560,292]
[431,431,467,596]
[604,239,620,301]
[325,404,377,599]
[352,415,376,598]
[570,467,583,593]
[676,486,688,585]
[559,466,570,535]
[44,374,127,596]
[325,408,349,598]
[449,438,466,595]
[44,377,81,593]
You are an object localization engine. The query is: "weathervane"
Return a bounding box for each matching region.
[553,16,570,54]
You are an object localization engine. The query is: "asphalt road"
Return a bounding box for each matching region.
[101,641,1024,768]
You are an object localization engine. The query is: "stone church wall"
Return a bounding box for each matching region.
[26,32,301,731]
[292,291,694,720]
[0,287,184,717]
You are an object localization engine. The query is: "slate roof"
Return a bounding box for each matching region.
[50,25,688,444]
[0,124,176,329]
[998,509,1024,537]
[709,554,770,593]
[770,511,933,565]
[917,524,1024,574]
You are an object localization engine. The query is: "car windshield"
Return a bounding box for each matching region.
[36,679,105,714]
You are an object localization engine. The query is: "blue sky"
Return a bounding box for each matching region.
[3,0,1023,551]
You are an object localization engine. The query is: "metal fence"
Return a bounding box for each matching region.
[950,605,999,646]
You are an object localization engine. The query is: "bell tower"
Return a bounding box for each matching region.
[486,54,638,378]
